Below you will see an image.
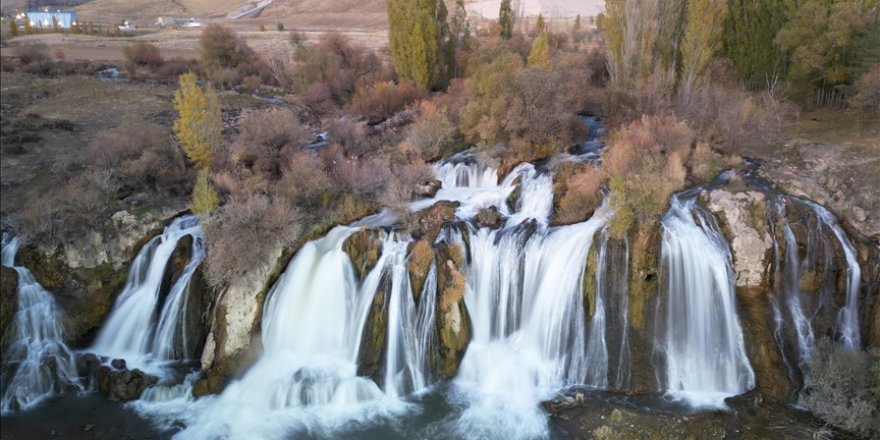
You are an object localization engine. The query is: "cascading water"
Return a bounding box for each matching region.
[804,201,861,349]
[90,215,204,367]
[1,234,80,413]
[654,194,755,408]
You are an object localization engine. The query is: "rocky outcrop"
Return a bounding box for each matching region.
[196,240,286,396]
[78,353,159,402]
[407,239,433,302]
[704,187,789,402]
[0,266,18,351]
[433,241,471,379]
[357,288,387,380]
[406,201,459,242]
[475,207,503,229]
[705,189,772,288]
[343,230,383,280]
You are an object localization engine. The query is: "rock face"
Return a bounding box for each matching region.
[433,242,471,379]
[0,266,17,352]
[196,241,287,396]
[705,187,790,402]
[705,189,772,288]
[475,206,503,229]
[407,201,459,242]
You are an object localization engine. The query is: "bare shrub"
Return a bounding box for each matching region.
[327,118,371,158]
[154,58,198,84]
[347,81,427,124]
[15,43,50,65]
[380,160,435,218]
[232,108,311,177]
[122,42,164,70]
[293,31,385,104]
[330,154,392,198]
[802,338,880,438]
[199,24,253,73]
[400,101,461,161]
[203,193,302,287]
[277,152,336,208]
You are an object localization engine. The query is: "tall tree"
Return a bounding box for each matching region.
[527,32,552,68]
[680,0,729,89]
[723,0,789,88]
[173,72,222,170]
[535,14,546,34]
[499,0,514,39]
[388,0,452,89]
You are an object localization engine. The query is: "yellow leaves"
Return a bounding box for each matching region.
[190,168,219,215]
[172,72,221,170]
[527,33,552,69]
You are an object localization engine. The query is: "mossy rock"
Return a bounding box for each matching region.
[356,289,388,381]
[627,222,661,331]
[343,229,383,280]
[0,266,18,351]
[433,242,471,379]
[407,201,459,242]
[407,239,434,303]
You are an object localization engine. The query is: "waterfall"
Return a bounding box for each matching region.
[382,235,437,398]
[1,234,79,413]
[91,215,204,366]
[655,194,755,407]
[804,201,861,349]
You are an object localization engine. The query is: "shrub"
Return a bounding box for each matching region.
[401,101,461,161]
[379,160,435,219]
[154,57,198,84]
[802,338,880,438]
[327,118,371,158]
[293,32,385,104]
[232,108,311,177]
[15,43,50,65]
[277,152,336,208]
[555,166,606,224]
[122,42,164,70]
[849,65,880,114]
[347,81,427,124]
[203,193,302,287]
[200,24,253,72]
[330,154,392,198]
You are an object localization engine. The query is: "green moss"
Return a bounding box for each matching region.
[627,223,659,330]
[583,240,599,317]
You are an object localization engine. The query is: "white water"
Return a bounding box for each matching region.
[804,201,862,349]
[1,234,79,413]
[656,195,755,408]
[173,226,405,439]
[91,215,204,368]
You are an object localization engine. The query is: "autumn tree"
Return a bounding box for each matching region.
[680,0,729,90]
[191,169,219,215]
[172,72,222,170]
[527,33,552,68]
[388,0,453,89]
[8,19,18,37]
[499,0,514,39]
[535,14,546,34]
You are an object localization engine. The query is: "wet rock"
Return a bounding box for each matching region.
[110,358,126,370]
[343,230,383,280]
[0,265,18,351]
[407,239,433,303]
[356,289,387,380]
[475,206,503,229]
[407,201,459,242]
[705,189,772,288]
[415,179,442,198]
[433,243,471,379]
[76,352,102,378]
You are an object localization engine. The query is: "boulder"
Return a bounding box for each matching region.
[433,242,471,379]
[475,206,503,229]
[705,189,772,288]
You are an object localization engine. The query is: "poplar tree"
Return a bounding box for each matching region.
[723,0,789,88]
[499,0,513,39]
[680,0,729,88]
[173,72,222,170]
[388,0,452,89]
[527,33,552,68]
[535,14,545,34]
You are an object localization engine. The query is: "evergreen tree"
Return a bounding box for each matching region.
[536,14,545,34]
[173,72,222,170]
[499,0,514,39]
[8,19,18,37]
[388,0,452,89]
[723,0,789,88]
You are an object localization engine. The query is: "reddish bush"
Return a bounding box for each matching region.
[277,152,336,208]
[555,166,606,224]
[122,42,164,70]
[293,32,385,104]
[347,81,427,124]
[232,108,311,177]
[327,118,371,158]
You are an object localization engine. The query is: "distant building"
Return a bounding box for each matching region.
[155,17,201,28]
[26,10,77,29]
